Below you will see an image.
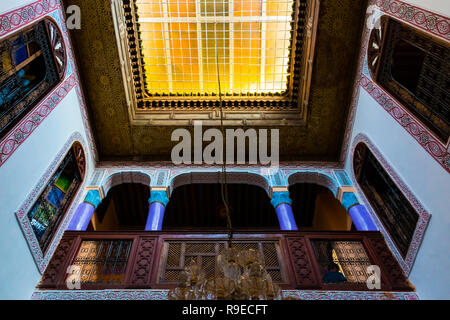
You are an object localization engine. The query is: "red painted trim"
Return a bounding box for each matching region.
[341,0,450,172]
[359,75,450,172]
[376,0,450,40]
[0,0,59,37]
[0,75,77,167]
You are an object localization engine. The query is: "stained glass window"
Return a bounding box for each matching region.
[353,143,419,257]
[159,240,286,283]
[135,0,294,95]
[69,240,133,285]
[27,142,84,251]
[368,17,450,142]
[311,240,373,284]
[0,19,65,138]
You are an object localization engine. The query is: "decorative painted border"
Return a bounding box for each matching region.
[284,170,339,197]
[0,75,76,166]
[340,0,450,172]
[95,166,346,198]
[360,75,450,172]
[168,170,272,196]
[15,132,90,273]
[0,0,59,37]
[349,133,431,275]
[30,289,419,300]
[0,1,98,169]
[102,171,152,195]
[376,0,450,40]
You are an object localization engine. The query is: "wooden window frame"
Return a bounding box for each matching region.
[353,142,419,258]
[368,15,450,144]
[0,17,66,138]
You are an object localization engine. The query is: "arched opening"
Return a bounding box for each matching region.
[368,16,450,143]
[0,18,66,137]
[353,142,419,257]
[289,183,352,231]
[163,183,278,230]
[88,183,150,231]
[27,141,85,251]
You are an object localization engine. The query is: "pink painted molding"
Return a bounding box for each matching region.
[0,75,77,167]
[376,0,450,41]
[341,0,450,171]
[0,0,59,37]
[15,132,90,273]
[360,75,450,172]
[0,0,98,168]
[30,289,419,300]
[350,133,431,275]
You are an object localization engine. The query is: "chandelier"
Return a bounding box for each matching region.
[168,247,282,300]
[168,38,283,300]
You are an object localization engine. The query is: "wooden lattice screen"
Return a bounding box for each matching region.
[310,240,372,284]
[69,240,133,285]
[158,240,287,284]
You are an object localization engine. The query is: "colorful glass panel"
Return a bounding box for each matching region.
[135,0,295,95]
[27,144,83,251]
[0,19,64,138]
[70,240,133,285]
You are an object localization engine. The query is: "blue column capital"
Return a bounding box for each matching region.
[341,192,359,211]
[84,189,102,208]
[149,190,170,207]
[271,191,292,208]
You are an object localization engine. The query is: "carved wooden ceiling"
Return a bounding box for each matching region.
[63,0,368,162]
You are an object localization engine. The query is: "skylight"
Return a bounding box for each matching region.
[135,0,294,96]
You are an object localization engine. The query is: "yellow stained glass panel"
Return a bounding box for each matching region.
[135,0,294,95]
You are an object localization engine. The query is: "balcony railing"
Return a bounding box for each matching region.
[38,230,413,292]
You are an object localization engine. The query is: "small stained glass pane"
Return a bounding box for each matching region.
[27,146,82,251]
[70,240,133,285]
[134,0,294,96]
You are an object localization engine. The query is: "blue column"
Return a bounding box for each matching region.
[341,192,378,231]
[349,205,378,231]
[67,190,102,231]
[270,191,298,231]
[145,190,170,231]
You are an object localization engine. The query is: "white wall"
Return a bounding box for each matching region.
[0,0,35,14]
[0,0,95,299]
[0,89,94,299]
[346,87,450,299]
[405,0,450,17]
[345,0,450,300]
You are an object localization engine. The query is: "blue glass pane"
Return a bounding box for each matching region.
[12,36,28,65]
[33,201,56,226]
[30,219,46,241]
[46,186,65,208]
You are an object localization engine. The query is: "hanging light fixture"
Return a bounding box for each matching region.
[168,22,283,300]
[168,248,283,300]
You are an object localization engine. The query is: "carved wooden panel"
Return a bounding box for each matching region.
[128,237,157,287]
[367,235,413,291]
[158,240,287,284]
[38,235,76,288]
[39,231,415,292]
[286,236,320,288]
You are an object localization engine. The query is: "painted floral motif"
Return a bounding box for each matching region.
[31,289,419,300]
